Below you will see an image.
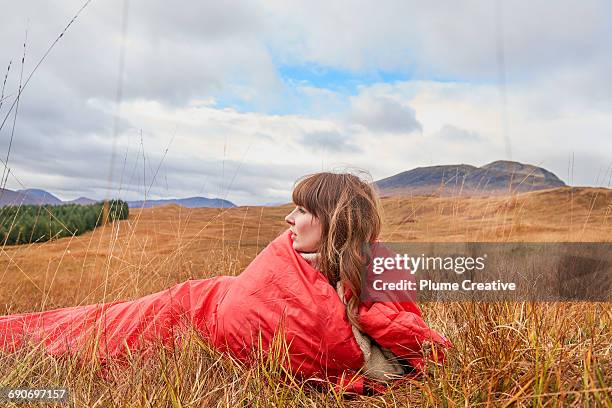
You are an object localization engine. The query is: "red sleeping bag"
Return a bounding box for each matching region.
[0,230,449,392]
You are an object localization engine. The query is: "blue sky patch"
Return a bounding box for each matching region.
[278,63,412,94]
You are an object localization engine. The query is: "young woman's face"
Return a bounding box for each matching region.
[284,205,322,253]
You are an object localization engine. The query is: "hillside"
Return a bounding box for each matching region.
[0,188,63,206]
[0,186,609,313]
[67,197,98,205]
[16,188,63,205]
[375,160,567,196]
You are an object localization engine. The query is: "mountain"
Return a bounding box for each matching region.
[0,188,28,207]
[66,197,99,205]
[17,189,63,205]
[375,160,567,196]
[127,197,235,209]
[0,188,63,206]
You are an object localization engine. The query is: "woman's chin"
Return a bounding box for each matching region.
[292,241,309,252]
[293,243,318,253]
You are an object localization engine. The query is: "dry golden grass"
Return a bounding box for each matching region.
[0,186,610,406]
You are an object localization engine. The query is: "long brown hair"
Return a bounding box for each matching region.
[291,171,382,328]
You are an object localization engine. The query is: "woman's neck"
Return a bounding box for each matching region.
[299,251,320,268]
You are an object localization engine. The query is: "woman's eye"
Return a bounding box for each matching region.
[297,207,306,214]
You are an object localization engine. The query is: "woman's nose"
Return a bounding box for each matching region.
[285,212,294,225]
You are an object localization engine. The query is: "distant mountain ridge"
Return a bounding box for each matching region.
[67,197,98,205]
[0,188,64,207]
[17,189,63,205]
[375,160,567,196]
[127,197,235,209]
[0,188,236,209]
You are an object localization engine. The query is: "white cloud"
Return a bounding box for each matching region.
[298,130,361,153]
[436,125,482,142]
[349,92,422,134]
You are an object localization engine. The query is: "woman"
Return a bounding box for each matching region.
[0,172,449,393]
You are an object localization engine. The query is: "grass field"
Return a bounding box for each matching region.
[0,186,610,406]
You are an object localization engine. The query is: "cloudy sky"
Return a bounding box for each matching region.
[0,0,610,205]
